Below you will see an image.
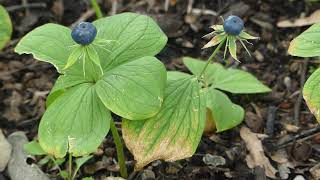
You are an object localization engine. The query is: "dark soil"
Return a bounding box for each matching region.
[1,0,320,179]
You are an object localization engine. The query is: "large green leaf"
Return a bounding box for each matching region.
[288,23,320,57]
[95,57,166,120]
[303,68,320,122]
[183,57,270,94]
[39,83,111,158]
[122,74,206,169]
[206,89,244,132]
[14,24,99,80]
[46,74,91,107]
[183,57,224,85]
[0,5,12,50]
[93,12,167,70]
[167,71,191,81]
[211,68,271,94]
[24,141,46,156]
[15,23,74,72]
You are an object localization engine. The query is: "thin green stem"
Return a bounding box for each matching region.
[68,153,73,180]
[110,119,128,178]
[91,0,103,19]
[198,37,227,79]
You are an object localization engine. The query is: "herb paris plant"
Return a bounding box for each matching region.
[288,23,320,122]
[15,12,167,177]
[202,15,259,62]
[122,15,271,169]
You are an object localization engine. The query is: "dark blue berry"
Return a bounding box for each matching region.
[223,15,244,36]
[71,22,97,45]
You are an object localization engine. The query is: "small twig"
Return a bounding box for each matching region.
[276,125,320,149]
[127,171,138,180]
[293,60,308,125]
[6,2,46,12]
[187,0,194,14]
[266,106,277,137]
[70,9,95,28]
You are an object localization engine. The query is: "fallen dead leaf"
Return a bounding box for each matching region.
[240,126,277,178]
[283,123,300,133]
[277,10,320,28]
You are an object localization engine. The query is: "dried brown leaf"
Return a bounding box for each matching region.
[277,10,320,28]
[240,126,277,178]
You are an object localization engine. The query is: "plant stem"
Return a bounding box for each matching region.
[110,119,128,178]
[91,0,103,19]
[68,153,73,180]
[198,37,227,79]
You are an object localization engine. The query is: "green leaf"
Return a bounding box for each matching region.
[0,5,12,50]
[75,155,92,169]
[82,177,94,180]
[95,57,166,120]
[55,158,65,165]
[206,89,244,132]
[211,68,271,94]
[288,23,320,57]
[183,57,225,84]
[59,170,68,179]
[303,68,320,122]
[38,156,51,165]
[15,23,74,72]
[24,140,46,155]
[239,31,259,40]
[210,25,223,31]
[93,12,168,70]
[183,57,270,93]
[74,155,93,177]
[64,46,83,70]
[86,44,103,73]
[122,74,206,169]
[39,83,111,158]
[167,71,191,81]
[14,23,101,80]
[46,89,65,108]
[202,33,227,49]
[46,74,91,107]
[228,36,238,61]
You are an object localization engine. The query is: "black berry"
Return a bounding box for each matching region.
[71,22,97,45]
[223,16,244,36]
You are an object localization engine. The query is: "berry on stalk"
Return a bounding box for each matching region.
[223,15,244,36]
[71,22,97,45]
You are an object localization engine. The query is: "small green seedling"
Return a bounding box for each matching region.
[122,15,271,169]
[288,23,320,123]
[16,12,168,178]
[0,5,12,50]
[25,140,93,179]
